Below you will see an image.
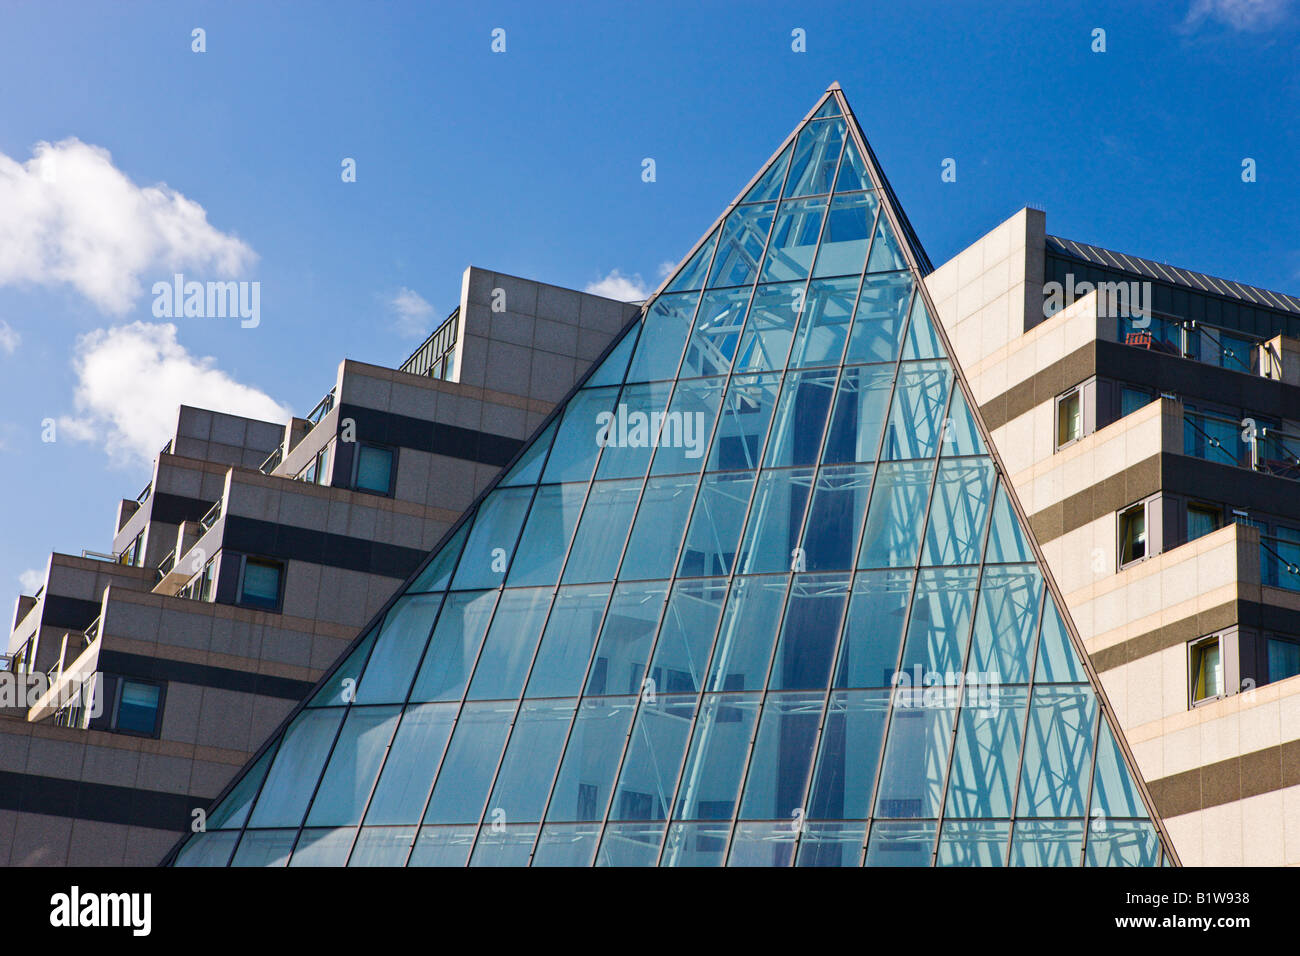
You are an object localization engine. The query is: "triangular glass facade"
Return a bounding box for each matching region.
[172,89,1173,868]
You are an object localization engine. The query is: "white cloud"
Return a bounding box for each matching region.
[18,568,44,594]
[60,321,291,467]
[585,269,651,302]
[0,320,18,355]
[1183,0,1292,30]
[388,287,434,338]
[0,138,256,314]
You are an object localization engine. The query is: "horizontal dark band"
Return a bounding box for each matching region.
[223,515,427,579]
[0,769,192,834]
[339,403,524,468]
[98,650,314,701]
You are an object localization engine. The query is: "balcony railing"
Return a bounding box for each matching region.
[259,444,284,475]
[136,481,153,504]
[306,388,336,429]
[199,498,223,532]
[1262,536,1300,592]
[1117,313,1265,375]
[79,549,119,563]
[156,549,176,583]
[1183,409,1300,481]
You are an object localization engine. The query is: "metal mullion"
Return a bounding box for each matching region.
[1077,690,1106,867]
[220,736,283,867]
[1003,584,1047,866]
[281,699,369,865]
[925,448,1004,865]
[856,348,955,866]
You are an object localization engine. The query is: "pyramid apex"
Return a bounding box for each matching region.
[826,80,842,91]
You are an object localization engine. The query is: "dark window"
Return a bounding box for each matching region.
[239,557,284,611]
[90,675,166,738]
[355,444,395,495]
[1267,638,1300,684]
[1119,503,1146,567]
[1119,385,1154,418]
[1187,504,1222,543]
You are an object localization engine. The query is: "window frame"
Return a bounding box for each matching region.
[1186,501,1223,544]
[352,442,398,497]
[90,674,167,738]
[236,555,286,612]
[1189,635,1224,707]
[1117,500,1152,569]
[1055,387,1084,450]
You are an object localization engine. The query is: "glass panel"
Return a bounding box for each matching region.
[865,821,936,866]
[727,823,798,867]
[348,826,415,866]
[942,388,987,456]
[542,386,620,482]
[741,143,792,204]
[944,686,1029,818]
[706,373,780,472]
[967,564,1043,685]
[678,471,755,578]
[363,703,458,825]
[707,203,775,289]
[620,475,698,580]
[802,463,873,571]
[406,523,468,593]
[734,467,814,574]
[865,213,907,273]
[1268,638,1300,683]
[648,578,728,695]
[356,594,443,704]
[1119,385,1153,418]
[585,581,670,696]
[208,745,276,830]
[624,295,697,384]
[739,692,824,821]
[1090,719,1146,818]
[485,700,577,823]
[807,690,890,819]
[562,479,641,584]
[682,286,748,378]
[937,821,1010,867]
[409,590,497,702]
[408,825,476,867]
[231,829,295,868]
[532,823,601,866]
[673,693,762,820]
[248,707,345,828]
[822,364,893,463]
[812,97,842,119]
[858,460,933,568]
[586,329,637,388]
[597,823,666,866]
[449,486,532,590]
[1086,820,1160,867]
[788,277,859,368]
[1009,820,1083,867]
[706,574,787,692]
[664,227,720,292]
[835,570,913,689]
[308,631,376,708]
[874,689,958,819]
[500,420,558,488]
[660,822,732,866]
[240,560,281,607]
[422,700,515,824]
[525,584,609,698]
[506,483,587,587]
[833,138,869,192]
[469,824,537,867]
[466,587,551,700]
[901,294,947,359]
[356,446,393,494]
[290,828,355,866]
[546,697,637,821]
[610,695,697,820]
[1016,685,1097,818]
[846,273,912,365]
[1034,598,1087,683]
[880,360,951,460]
[306,705,401,826]
[761,197,826,283]
[796,822,867,867]
[784,118,845,198]
[813,192,876,278]
[899,566,979,677]
[649,376,724,475]
[769,573,851,690]
[763,368,837,467]
[921,458,995,566]
[733,282,802,373]
[984,481,1035,564]
[175,830,239,867]
[595,381,673,479]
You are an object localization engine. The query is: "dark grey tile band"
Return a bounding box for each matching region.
[1146,739,1300,819]
[0,770,193,833]
[339,403,524,467]
[97,650,315,701]
[222,515,428,579]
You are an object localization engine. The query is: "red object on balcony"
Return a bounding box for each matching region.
[1125,331,1153,347]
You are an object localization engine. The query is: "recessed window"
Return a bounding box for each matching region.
[1187,503,1222,543]
[90,675,166,737]
[1267,638,1300,684]
[355,444,395,496]
[1119,385,1154,418]
[1190,638,1222,704]
[239,557,284,611]
[1119,503,1147,567]
[1056,389,1082,448]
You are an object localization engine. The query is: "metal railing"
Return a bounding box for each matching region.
[160,438,174,456]
[259,443,284,475]
[199,498,223,532]
[1117,313,1266,374]
[306,388,336,428]
[79,549,119,563]
[1183,409,1300,481]
[1262,536,1300,592]
[156,549,176,583]
[136,481,153,504]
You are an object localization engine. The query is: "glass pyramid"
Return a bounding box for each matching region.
[171,87,1174,868]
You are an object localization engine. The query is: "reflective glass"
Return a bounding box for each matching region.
[525,584,609,698]
[408,825,476,867]
[610,695,697,820]
[175,830,239,867]
[727,823,798,867]
[232,829,295,868]
[813,192,877,278]
[874,689,958,819]
[937,821,1010,867]
[788,277,859,367]
[625,295,697,384]
[308,631,375,707]
[485,700,577,823]
[1009,820,1084,867]
[586,328,637,388]
[1034,597,1087,683]
[597,823,666,866]
[649,376,724,475]
[532,824,601,866]
[901,294,947,360]
[208,745,275,830]
[466,587,552,699]
[661,822,732,866]
[769,573,851,690]
[595,381,672,479]
[865,821,936,866]
[741,143,792,204]
[706,574,787,692]
[944,686,1029,818]
[1086,820,1160,867]
[547,697,637,821]
[449,486,532,590]
[678,471,755,577]
[682,287,749,378]
[858,460,933,568]
[673,693,762,820]
[822,364,893,463]
[834,570,913,689]
[707,203,776,289]
[407,523,468,593]
[665,228,720,292]
[620,475,698,580]
[880,360,951,460]
[967,564,1043,684]
[763,368,837,467]
[802,463,873,571]
[1016,686,1097,818]
[761,197,826,282]
[542,386,621,481]
[942,388,987,457]
[784,118,845,197]
[898,566,979,678]
[306,706,400,826]
[290,828,355,866]
[706,373,780,472]
[507,482,586,587]
[409,590,497,702]
[498,420,557,487]
[648,578,728,695]
[807,690,890,819]
[248,707,345,828]
[422,700,515,824]
[845,273,913,365]
[984,480,1035,563]
[796,822,867,867]
[921,458,994,566]
[562,479,640,583]
[833,138,869,192]
[734,467,814,574]
[739,692,824,820]
[363,703,457,825]
[733,283,802,373]
[584,581,670,696]
[355,595,442,704]
[470,824,537,867]
[1090,719,1146,818]
[865,214,906,273]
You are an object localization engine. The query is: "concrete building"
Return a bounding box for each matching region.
[0,268,634,865]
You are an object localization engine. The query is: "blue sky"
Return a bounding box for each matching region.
[1,0,1297,598]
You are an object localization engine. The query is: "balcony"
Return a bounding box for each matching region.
[258,444,284,476]
[1182,408,1300,482]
